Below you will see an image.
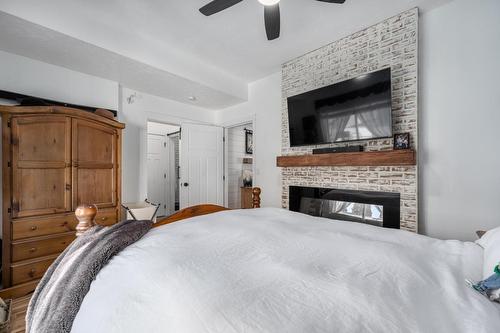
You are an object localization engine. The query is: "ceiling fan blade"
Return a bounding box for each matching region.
[264,3,280,40]
[316,0,346,3]
[199,0,243,16]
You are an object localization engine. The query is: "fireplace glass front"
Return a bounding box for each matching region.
[290,186,400,229]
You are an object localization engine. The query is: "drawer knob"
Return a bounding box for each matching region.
[29,247,37,253]
[101,217,107,221]
[30,226,37,231]
[29,268,36,277]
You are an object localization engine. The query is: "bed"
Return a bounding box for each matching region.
[32,189,500,333]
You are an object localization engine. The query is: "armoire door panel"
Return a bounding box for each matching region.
[74,121,115,164]
[15,117,70,162]
[12,116,72,218]
[72,119,117,209]
[15,169,70,217]
[76,168,115,207]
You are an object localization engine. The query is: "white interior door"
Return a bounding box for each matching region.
[166,136,177,214]
[147,134,167,216]
[180,123,224,208]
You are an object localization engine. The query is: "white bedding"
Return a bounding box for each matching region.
[72,208,500,333]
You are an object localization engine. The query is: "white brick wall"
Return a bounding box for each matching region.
[281,8,418,232]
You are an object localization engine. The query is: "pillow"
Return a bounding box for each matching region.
[476,226,500,279]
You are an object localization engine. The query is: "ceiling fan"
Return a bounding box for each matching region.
[199,0,346,41]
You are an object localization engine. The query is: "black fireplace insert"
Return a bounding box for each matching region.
[289,186,400,229]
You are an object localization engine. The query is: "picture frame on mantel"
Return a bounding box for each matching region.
[245,129,253,154]
[394,133,410,150]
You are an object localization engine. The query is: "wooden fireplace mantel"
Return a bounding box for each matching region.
[276,150,416,167]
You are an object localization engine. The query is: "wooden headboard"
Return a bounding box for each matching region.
[74,187,262,236]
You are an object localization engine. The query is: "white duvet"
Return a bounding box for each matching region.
[72,208,500,333]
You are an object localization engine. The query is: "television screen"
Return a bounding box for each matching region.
[287,68,392,147]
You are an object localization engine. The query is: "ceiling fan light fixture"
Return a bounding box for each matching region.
[199,0,346,40]
[258,0,280,6]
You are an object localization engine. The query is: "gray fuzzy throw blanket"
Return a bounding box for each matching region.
[26,219,153,333]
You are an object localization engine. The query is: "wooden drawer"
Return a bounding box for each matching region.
[12,208,118,240]
[11,232,75,262]
[12,213,77,240]
[11,254,58,285]
[95,208,117,226]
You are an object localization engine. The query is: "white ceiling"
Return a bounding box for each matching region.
[0,11,245,109]
[0,0,452,109]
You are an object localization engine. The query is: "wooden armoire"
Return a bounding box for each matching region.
[0,106,124,290]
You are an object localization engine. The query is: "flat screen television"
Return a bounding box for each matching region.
[287,68,392,147]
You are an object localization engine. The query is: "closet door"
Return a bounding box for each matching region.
[72,119,117,209]
[11,116,72,218]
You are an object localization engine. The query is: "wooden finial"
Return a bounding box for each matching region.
[75,204,98,236]
[252,187,261,208]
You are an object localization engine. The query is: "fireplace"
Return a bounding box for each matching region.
[289,186,400,229]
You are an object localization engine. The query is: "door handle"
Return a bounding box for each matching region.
[183,182,189,187]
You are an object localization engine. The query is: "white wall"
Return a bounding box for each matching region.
[216,73,282,208]
[420,0,500,240]
[120,87,216,203]
[0,50,119,109]
[215,0,500,240]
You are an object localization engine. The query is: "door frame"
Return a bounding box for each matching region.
[219,114,256,208]
[166,134,177,214]
[146,120,180,216]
